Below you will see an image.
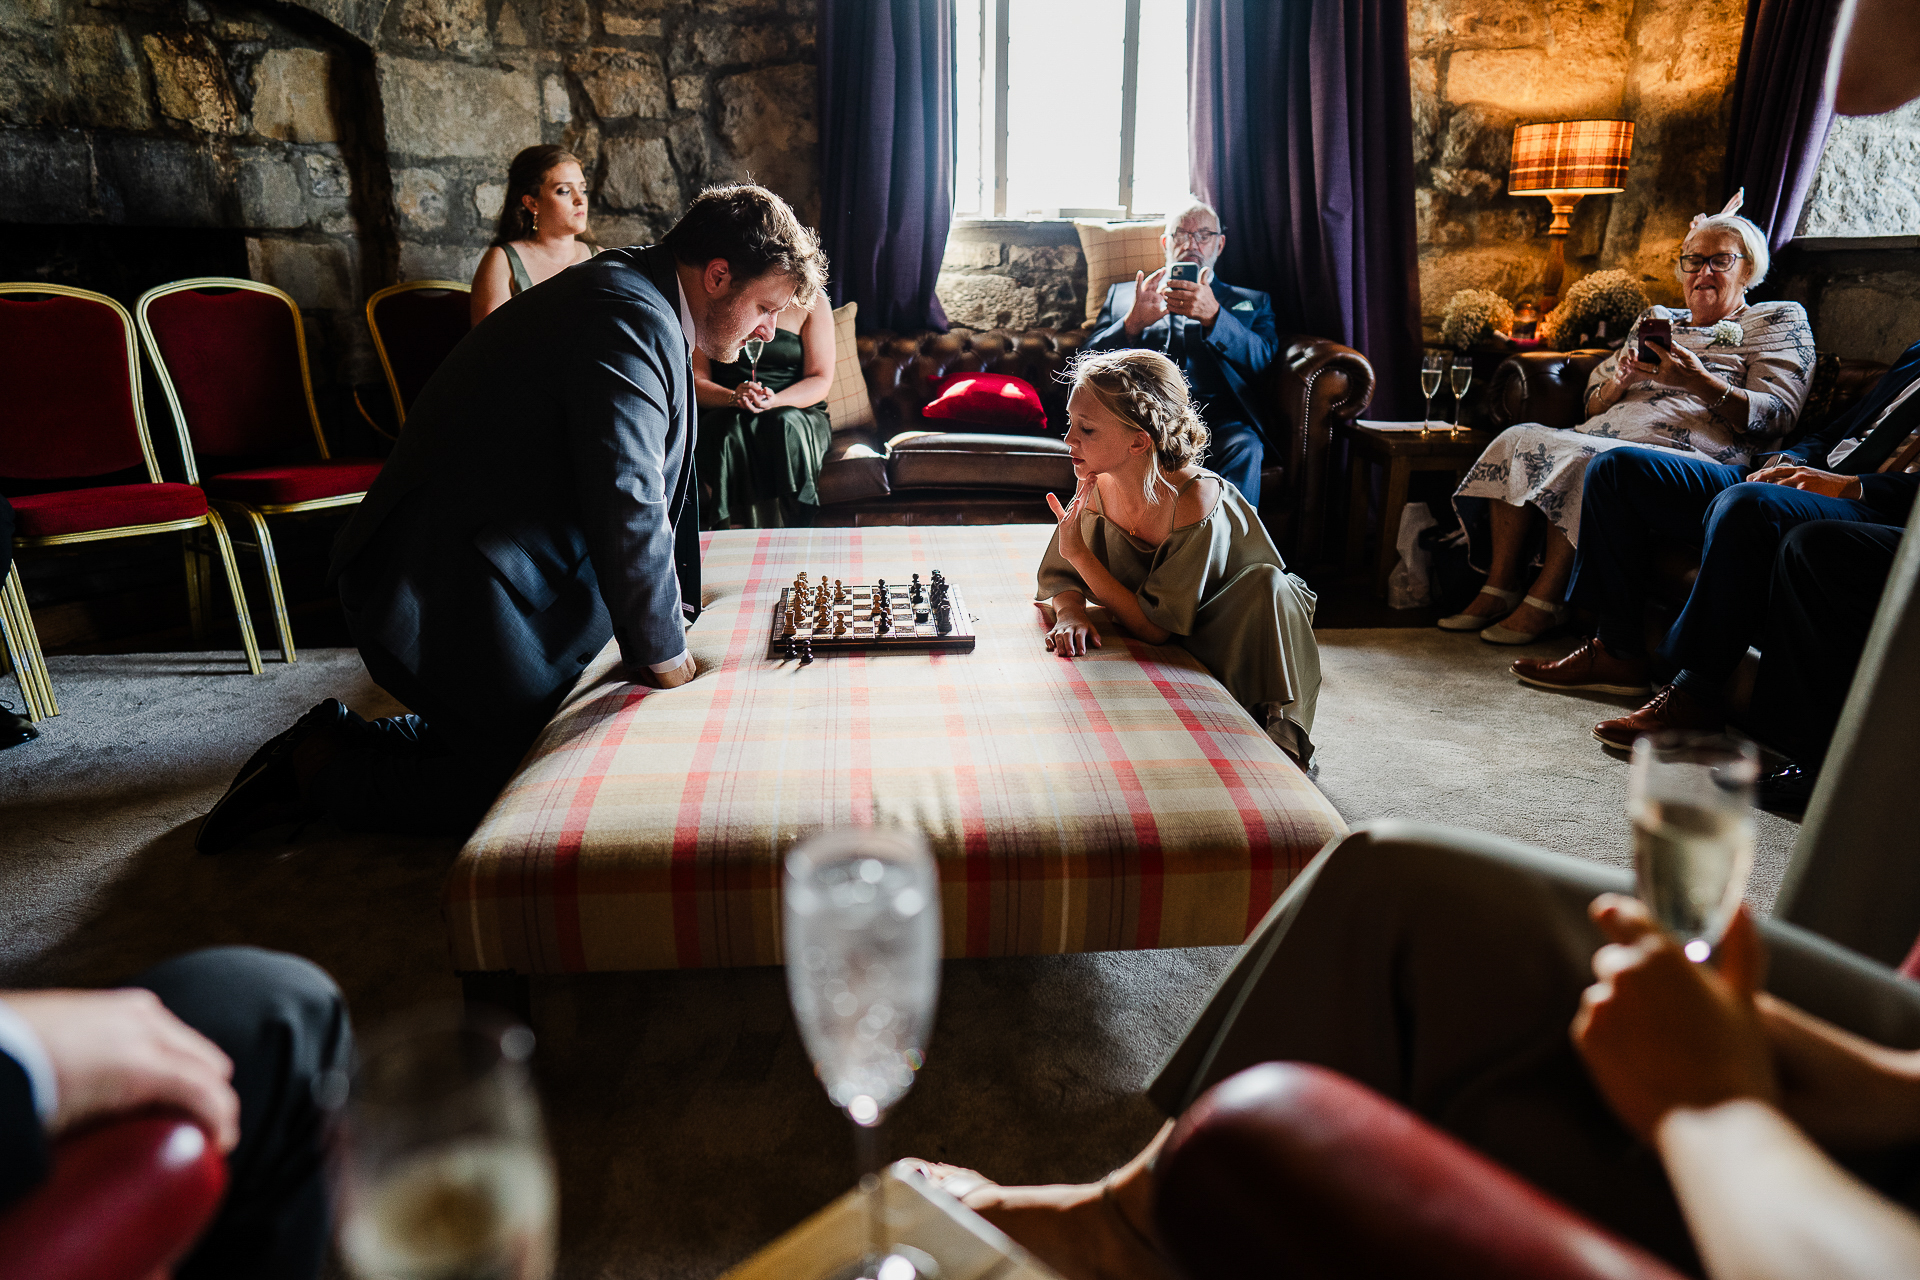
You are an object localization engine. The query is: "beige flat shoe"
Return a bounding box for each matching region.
[1479,595,1570,645]
[1437,584,1520,631]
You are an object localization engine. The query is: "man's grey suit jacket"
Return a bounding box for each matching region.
[331,244,701,740]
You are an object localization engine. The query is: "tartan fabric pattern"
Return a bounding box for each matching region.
[825,301,876,433]
[1508,120,1634,194]
[1074,220,1167,326]
[446,525,1345,973]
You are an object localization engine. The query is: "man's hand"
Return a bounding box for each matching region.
[1748,464,1863,501]
[1571,896,1778,1140]
[642,653,698,689]
[1163,273,1220,330]
[1122,268,1168,336]
[3,989,239,1151]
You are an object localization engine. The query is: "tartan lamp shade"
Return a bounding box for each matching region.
[1508,121,1635,195]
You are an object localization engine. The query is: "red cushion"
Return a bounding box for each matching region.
[0,294,148,480]
[11,483,207,538]
[202,459,382,506]
[921,372,1051,434]
[143,287,316,457]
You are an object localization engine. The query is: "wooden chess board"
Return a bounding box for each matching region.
[767,573,976,658]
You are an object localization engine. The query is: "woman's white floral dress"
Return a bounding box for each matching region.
[1452,300,1816,551]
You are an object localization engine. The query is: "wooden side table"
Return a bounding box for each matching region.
[1343,421,1493,597]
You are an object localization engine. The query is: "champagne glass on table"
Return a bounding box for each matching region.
[1420,352,1446,439]
[334,1010,558,1280]
[1449,359,1473,439]
[1629,733,1760,962]
[786,828,943,1280]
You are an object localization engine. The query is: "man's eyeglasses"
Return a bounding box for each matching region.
[1678,252,1745,273]
[1170,228,1225,246]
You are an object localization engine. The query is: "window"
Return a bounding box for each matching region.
[954,0,1190,220]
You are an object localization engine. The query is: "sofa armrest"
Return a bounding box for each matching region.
[817,425,892,505]
[1265,334,1374,566]
[1488,349,1611,432]
[0,1110,228,1280]
[1152,1063,1686,1280]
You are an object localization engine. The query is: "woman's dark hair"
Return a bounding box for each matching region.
[492,144,582,246]
[660,184,828,306]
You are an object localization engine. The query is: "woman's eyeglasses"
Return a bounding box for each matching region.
[1678,252,1745,273]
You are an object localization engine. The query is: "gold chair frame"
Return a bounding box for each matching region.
[137,277,369,666]
[0,284,264,721]
[361,278,471,436]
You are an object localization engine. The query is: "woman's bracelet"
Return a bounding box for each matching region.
[1708,380,1736,414]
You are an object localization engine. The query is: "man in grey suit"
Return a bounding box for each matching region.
[198,185,827,849]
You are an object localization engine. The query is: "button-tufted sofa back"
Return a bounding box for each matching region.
[855,327,1090,436]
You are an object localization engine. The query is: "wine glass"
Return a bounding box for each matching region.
[1629,732,1759,962]
[741,335,766,383]
[333,1008,558,1280]
[1420,352,1446,439]
[1449,360,1474,439]
[785,828,943,1280]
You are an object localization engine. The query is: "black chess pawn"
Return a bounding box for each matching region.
[910,573,923,603]
[781,634,796,660]
[934,600,952,634]
[799,636,814,664]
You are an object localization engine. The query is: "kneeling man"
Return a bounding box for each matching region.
[200,184,827,849]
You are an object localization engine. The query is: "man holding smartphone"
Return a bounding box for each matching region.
[1086,200,1278,505]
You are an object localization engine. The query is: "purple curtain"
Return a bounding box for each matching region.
[1188,0,1422,419]
[1726,0,1842,251]
[817,0,953,333]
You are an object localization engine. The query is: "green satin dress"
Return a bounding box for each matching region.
[696,328,833,528]
[1036,472,1322,762]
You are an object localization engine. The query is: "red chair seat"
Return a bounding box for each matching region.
[11,483,209,538]
[202,459,383,506]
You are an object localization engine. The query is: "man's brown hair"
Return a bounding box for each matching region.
[661,184,828,306]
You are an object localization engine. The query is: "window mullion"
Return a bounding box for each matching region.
[1118,0,1141,216]
[992,0,1010,217]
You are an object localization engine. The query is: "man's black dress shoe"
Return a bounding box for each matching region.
[1759,762,1819,816]
[1,701,36,749]
[196,699,349,853]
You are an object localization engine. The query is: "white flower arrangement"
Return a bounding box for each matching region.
[1440,289,1515,351]
[1706,319,1744,348]
[1540,270,1651,350]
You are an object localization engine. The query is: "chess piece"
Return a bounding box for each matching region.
[781,635,796,660]
[935,600,952,634]
[834,579,847,603]
[799,637,814,664]
[910,573,923,603]
[833,613,848,636]
[782,608,797,637]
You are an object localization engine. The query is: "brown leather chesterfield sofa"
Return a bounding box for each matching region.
[1486,346,1891,602]
[815,325,1375,563]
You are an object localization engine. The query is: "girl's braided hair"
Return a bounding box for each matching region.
[1068,349,1210,503]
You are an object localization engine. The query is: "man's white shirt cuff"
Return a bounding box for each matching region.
[648,650,690,674]
[0,999,57,1126]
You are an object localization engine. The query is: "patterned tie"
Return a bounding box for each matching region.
[1840,376,1920,474]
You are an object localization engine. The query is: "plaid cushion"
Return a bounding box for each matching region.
[1074,220,1166,327]
[825,301,876,433]
[446,525,1345,973]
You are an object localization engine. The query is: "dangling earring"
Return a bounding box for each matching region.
[530,208,539,234]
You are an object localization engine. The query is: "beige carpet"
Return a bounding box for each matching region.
[0,633,1800,1277]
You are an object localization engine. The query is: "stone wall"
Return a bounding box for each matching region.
[935,220,1086,331]
[1410,0,1747,338]
[1798,98,1920,240]
[1776,242,1920,366]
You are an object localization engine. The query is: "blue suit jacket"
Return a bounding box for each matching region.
[1086,278,1279,443]
[1779,337,1920,523]
[331,245,701,734]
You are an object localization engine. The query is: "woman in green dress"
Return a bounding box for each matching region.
[693,290,836,528]
[470,144,596,324]
[1037,349,1321,766]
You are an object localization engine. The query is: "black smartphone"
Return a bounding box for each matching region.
[1166,262,1201,286]
[1637,316,1671,365]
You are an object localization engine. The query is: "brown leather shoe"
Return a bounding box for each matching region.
[1511,640,1650,697]
[1592,684,1722,750]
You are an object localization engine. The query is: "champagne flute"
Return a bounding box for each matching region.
[785,828,943,1280]
[742,336,766,384]
[1629,732,1759,962]
[334,1009,558,1280]
[1449,360,1474,439]
[1420,352,1446,439]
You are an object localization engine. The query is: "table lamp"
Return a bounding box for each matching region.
[1509,120,1634,313]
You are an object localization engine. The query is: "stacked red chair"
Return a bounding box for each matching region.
[362,278,472,434]
[0,284,263,716]
[137,278,385,665]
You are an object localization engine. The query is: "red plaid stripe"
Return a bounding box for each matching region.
[446,525,1345,972]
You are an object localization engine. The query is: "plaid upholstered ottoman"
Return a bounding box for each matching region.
[446,525,1343,991]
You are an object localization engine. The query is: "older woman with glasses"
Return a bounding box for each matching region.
[1441,195,1816,644]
